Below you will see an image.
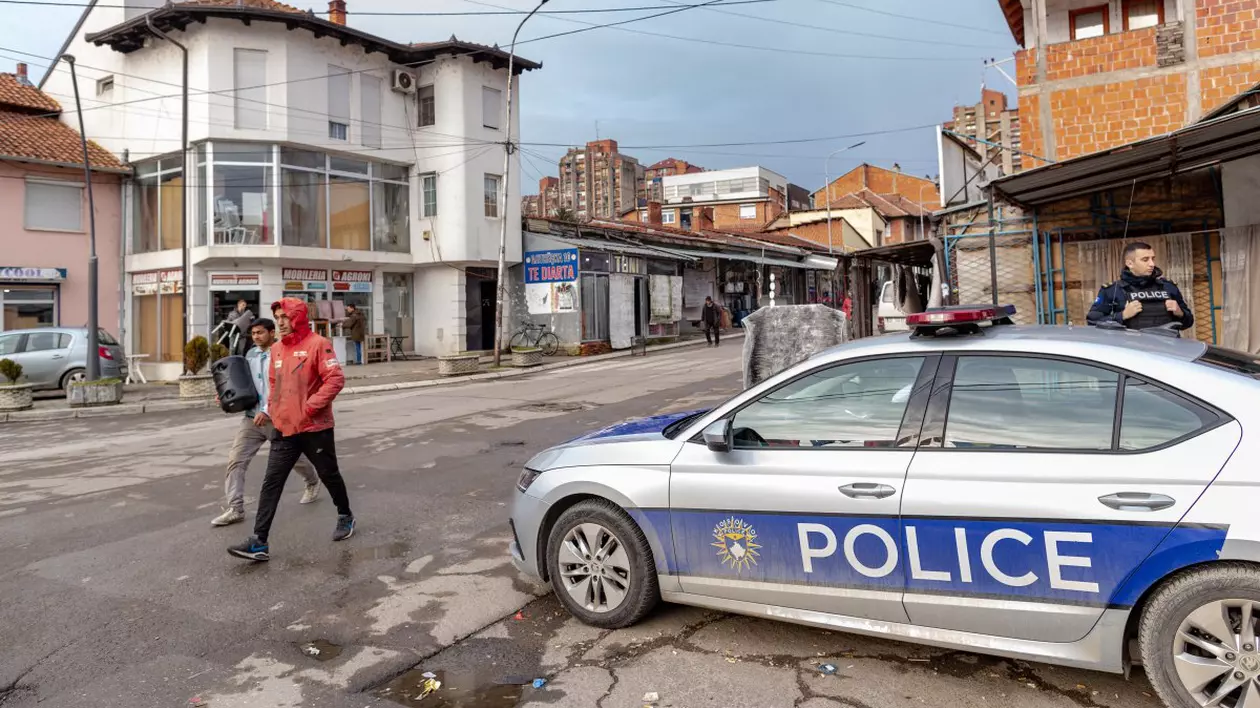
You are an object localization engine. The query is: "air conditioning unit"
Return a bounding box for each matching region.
[391,70,416,94]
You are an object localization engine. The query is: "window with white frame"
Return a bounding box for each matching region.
[233,49,267,130]
[661,210,676,224]
[421,173,437,217]
[25,179,83,232]
[484,174,502,218]
[482,86,502,130]
[417,85,435,127]
[360,74,382,148]
[327,64,350,141]
[638,210,648,221]
[739,203,757,220]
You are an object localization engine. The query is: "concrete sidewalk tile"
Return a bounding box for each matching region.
[7,408,75,422]
[143,399,209,413]
[76,403,147,419]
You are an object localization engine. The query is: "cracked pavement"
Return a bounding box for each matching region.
[0,344,1163,707]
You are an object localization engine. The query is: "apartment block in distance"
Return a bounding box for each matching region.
[625,166,789,231]
[1002,0,1260,166]
[523,176,560,217]
[558,139,644,220]
[642,157,705,202]
[944,87,1024,173]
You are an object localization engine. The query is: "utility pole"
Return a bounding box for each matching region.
[146,17,189,358]
[493,0,548,368]
[823,141,866,254]
[61,55,99,382]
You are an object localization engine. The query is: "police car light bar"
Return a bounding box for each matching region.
[907,305,1016,336]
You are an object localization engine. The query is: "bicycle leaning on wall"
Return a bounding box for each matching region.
[509,322,560,356]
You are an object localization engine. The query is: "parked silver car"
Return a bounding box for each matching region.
[0,327,127,390]
[511,306,1260,708]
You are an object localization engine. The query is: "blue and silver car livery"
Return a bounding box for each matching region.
[510,316,1260,708]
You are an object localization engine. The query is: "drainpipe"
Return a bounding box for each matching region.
[145,16,189,358]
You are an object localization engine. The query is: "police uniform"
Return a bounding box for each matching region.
[1086,266,1194,331]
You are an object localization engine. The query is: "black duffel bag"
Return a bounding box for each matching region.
[211,355,260,414]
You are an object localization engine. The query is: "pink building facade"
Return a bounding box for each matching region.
[0,64,127,336]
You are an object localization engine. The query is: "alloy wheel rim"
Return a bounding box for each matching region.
[557,522,631,614]
[69,371,86,384]
[1174,599,1260,706]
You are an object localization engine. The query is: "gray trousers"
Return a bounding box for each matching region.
[225,416,317,512]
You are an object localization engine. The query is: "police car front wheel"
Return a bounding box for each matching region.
[1140,563,1260,708]
[546,499,659,629]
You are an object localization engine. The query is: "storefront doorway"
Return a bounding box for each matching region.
[465,267,497,352]
[383,273,413,350]
[208,272,261,352]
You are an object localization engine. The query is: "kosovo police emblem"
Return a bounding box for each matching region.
[712,517,760,572]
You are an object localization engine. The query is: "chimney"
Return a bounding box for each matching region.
[15,62,28,85]
[647,201,662,225]
[327,0,346,25]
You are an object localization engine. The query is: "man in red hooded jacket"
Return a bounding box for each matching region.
[228,297,355,561]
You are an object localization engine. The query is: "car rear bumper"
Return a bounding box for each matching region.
[509,490,551,581]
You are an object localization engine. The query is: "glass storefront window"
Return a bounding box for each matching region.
[215,142,271,163]
[281,169,327,248]
[281,147,323,169]
[195,156,207,247]
[372,181,409,253]
[132,291,184,363]
[213,164,273,245]
[1,287,56,329]
[329,176,370,250]
[330,156,369,174]
[133,157,184,254]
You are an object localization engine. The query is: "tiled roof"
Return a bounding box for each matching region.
[876,193,931,218]
[0,73,60,113]
[0,108,126,170]
[177,0,301,12]
[815,189,931,219]
[737,231,829,252]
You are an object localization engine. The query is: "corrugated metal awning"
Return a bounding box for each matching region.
[532,233,698,262]
[990,107,1260,206]
[662,247,824,270]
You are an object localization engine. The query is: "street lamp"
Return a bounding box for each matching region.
[60,54,99,382]
[493,0,549,368]
[823,141,865,254]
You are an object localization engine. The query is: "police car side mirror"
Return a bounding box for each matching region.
[702,419,732,453]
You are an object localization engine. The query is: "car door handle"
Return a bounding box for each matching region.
[1098,492,1176,512]
[50,354,64,359]
[838,483,896,499]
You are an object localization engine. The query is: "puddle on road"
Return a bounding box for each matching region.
[298,639,343,662]
[375,669,525,707]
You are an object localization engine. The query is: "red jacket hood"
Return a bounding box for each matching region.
[272,297,312,345]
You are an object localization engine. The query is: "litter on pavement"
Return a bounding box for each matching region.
[642,691,660,702]
[532,678,547,689]
[819,664,838,675]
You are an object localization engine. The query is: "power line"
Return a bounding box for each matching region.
[0,0,775,14]
[812,0,1012,36]
[659,0,1013,50]
[497,0,764,46]
[520,123,937,149]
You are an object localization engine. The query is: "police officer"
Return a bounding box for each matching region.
[1087,241,1194,332]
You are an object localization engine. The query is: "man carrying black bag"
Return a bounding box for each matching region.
[211,318,320,527]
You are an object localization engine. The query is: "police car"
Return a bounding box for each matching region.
[510,306,1260,708]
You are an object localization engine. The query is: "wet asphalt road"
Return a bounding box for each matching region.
[0,344,1162,708]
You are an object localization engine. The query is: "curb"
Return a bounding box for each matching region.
[0,333,742,425]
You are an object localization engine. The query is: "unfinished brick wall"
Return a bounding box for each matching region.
[814,165,937,209]
[1021,94,1047,169]
[1044,28,1159,81]
[1202,61,1260,113]
[1197,0,1260,58]
[1050,74,1187,159]
[1016,48,1038,86]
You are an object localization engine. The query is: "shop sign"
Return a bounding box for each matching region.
[0,266,67,281]
[523,249,579,284]
[209,272,261,288]
[133,269,183,295]
[610,254,645,275]
[332,270,374,293]
[282,267,329,292]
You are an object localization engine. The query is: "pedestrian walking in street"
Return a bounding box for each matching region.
[343,303,366,365]
[702,296,722,347]
[212,318,321,527]
[228,298,355,562]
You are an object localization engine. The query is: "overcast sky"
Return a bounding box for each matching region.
[2,0,1017,193]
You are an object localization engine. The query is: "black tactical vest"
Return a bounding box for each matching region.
[1120,282,1177,330]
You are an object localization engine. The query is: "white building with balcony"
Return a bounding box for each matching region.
[41,0,539,379]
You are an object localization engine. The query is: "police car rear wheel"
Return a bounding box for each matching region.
[1140,563,1260,708]
[546,499,658,629]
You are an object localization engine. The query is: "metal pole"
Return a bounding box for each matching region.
[986,192,999,307]
[822,141,866,254]
[493,0,548,368]
[62,55,99,382]
[146,17,189,356]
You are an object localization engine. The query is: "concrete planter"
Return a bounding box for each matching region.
[0,383,33,412]
[510,348,543,368]
[179,374,216,399]
[67,379,124,408]
[437,354,479,377]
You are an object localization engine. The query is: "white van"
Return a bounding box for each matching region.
[877,280,908,333]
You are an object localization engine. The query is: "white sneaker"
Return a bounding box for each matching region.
[212,508,244,526]
[299,483,320,505]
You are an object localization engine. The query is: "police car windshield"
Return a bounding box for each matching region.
[1196,345,1260,379]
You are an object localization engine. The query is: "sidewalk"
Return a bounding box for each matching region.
[4,331,744,424]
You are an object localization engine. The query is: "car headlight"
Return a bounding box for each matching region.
[516,467,543,493]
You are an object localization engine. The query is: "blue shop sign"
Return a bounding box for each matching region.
[523,249,579,284]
